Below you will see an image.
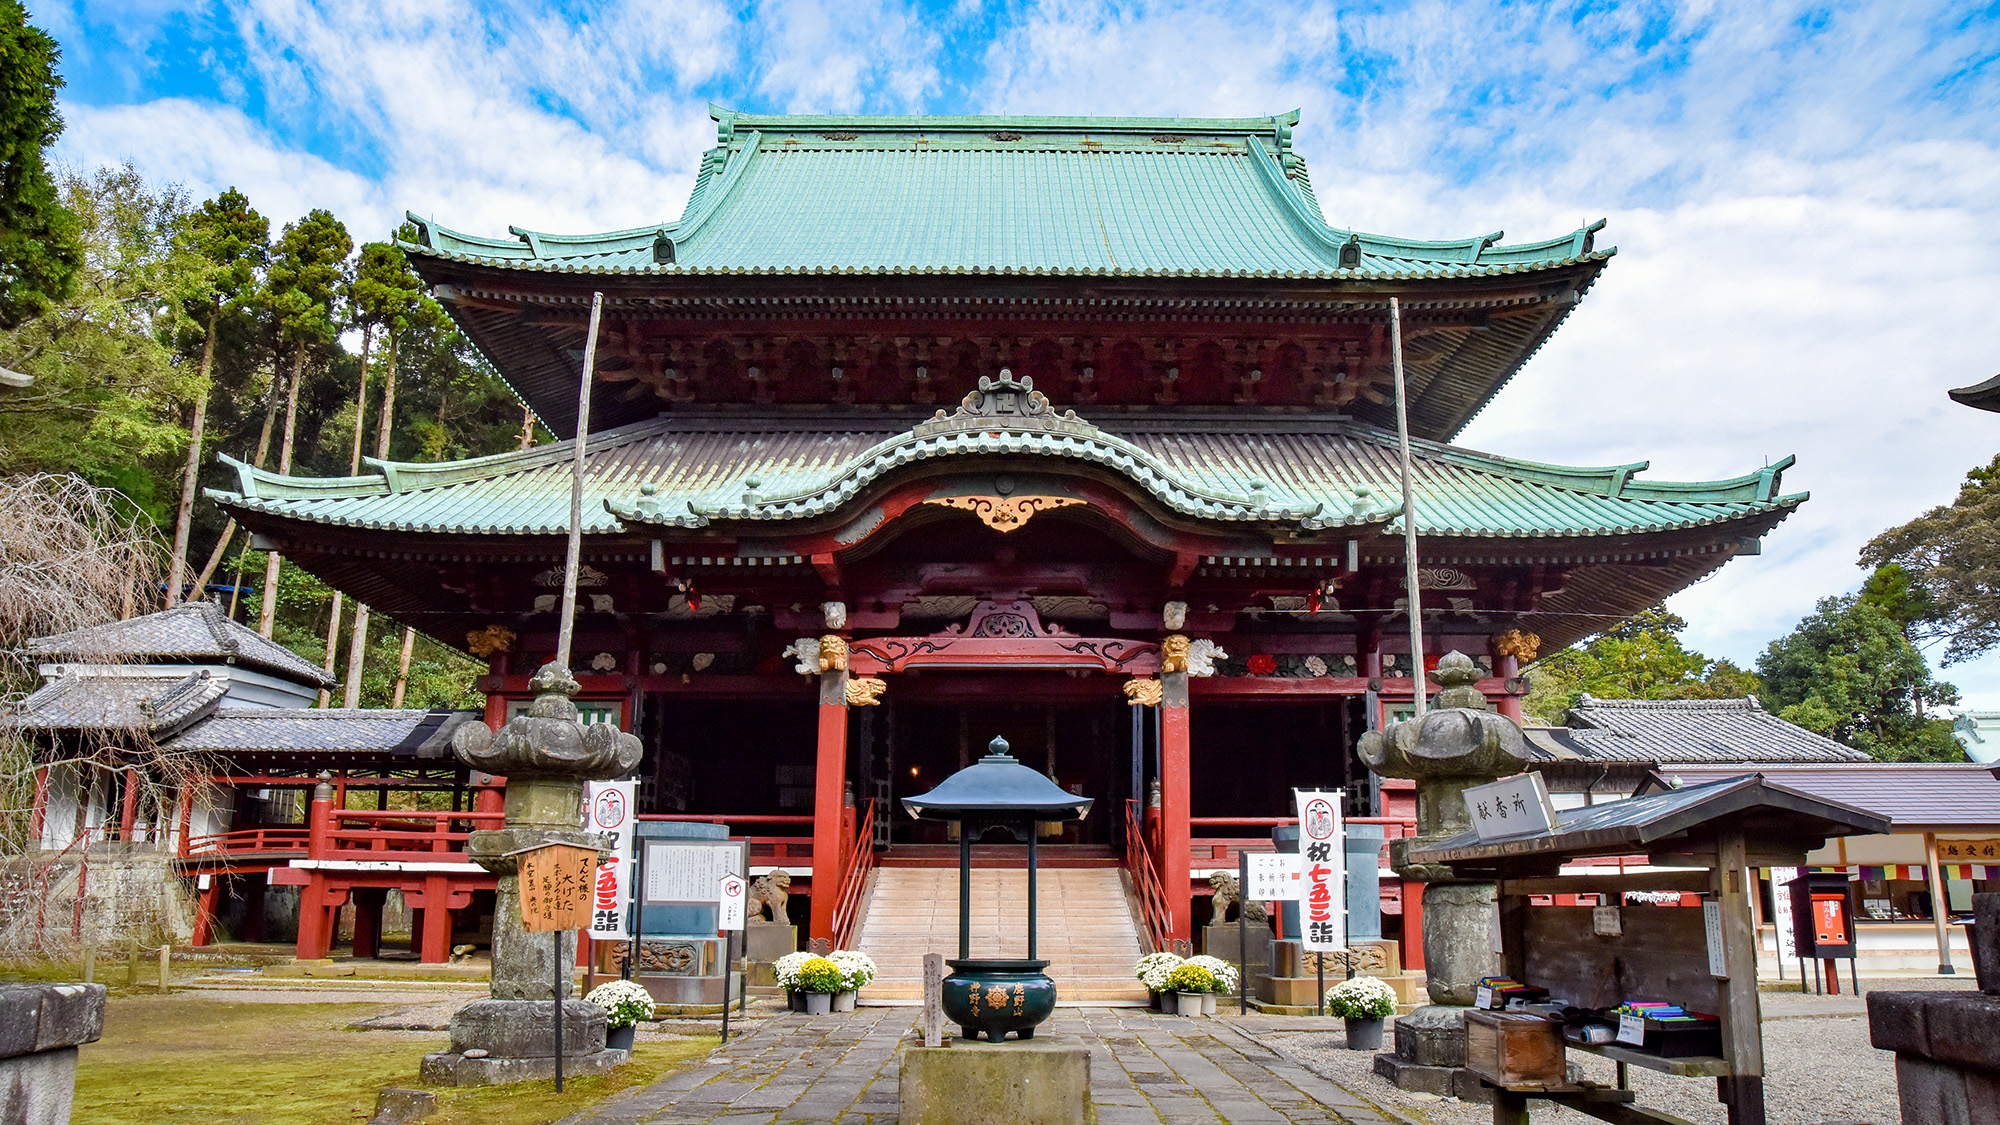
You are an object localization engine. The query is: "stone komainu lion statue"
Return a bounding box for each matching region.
[747,871,791,922]
[1209,871,1269,924]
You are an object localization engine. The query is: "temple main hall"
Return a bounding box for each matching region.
[212,108,1803,956]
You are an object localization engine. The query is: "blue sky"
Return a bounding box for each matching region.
[29,0,2000,703]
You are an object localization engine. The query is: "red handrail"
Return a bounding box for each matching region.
[637,813,815,828]
[1124,799,1173,952]
[181,826,312,858]
[830,801,877,949]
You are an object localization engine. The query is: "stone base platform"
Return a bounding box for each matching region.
[1370,1053,1491,1101]
[421,1047,629,1086]
[899,1038,1089,1125]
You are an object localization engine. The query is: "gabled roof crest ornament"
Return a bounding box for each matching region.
[913,369,1099,440]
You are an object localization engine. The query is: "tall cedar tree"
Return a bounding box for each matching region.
[256,209,350,637]
[1756,586,1961,762]
[166,189,268,604]
[1862,455,2000,666]
[0,2,79,329]
[338,237,435,703]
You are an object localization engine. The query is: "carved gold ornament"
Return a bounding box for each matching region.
[845,676,887,706]
[817,634,849,672]
[1160,634,1191,674]
[465,625,516,658]
[1122,678,1163,707]
[1492,629,1542,662]
[924,495,1086,532]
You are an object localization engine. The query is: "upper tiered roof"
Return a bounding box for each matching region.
[401,107,1615,441]
[409,108,1608,281]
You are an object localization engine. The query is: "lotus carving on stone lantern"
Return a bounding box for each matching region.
[451,661,642,780]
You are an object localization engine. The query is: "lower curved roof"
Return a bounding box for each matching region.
[212,409,1802,546]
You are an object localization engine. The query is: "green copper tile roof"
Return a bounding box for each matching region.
[402,107,1612,280]
[212,409,1802,544]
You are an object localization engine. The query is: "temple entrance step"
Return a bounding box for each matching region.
[853,866,1149,1003]
[875,844,1121,869]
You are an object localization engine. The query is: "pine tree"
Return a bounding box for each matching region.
[256,209,350,639]
[165,189,267,605]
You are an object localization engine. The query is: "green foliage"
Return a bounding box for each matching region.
[0,166,211,518]
[0,2,79,328]
[1523,604,1763,723]
[1862,457,2000,665]
[266,209,350,357]
[1756,593,1962,762]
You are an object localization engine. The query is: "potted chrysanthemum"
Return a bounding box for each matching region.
[1164,962,1219,1016]
[828,950,877,1011]
[1325,976,1397,1050]
[773,951,815,1011]
[1184,955,1239,1015]
[792,955,846,1015]
[1134,952,1183,1010]
[584,979,655,1052]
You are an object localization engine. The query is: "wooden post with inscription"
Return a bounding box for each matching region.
[514,842,598,1092]
[922,952,945,1047]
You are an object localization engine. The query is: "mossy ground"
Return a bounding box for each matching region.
[72,993,712,1125]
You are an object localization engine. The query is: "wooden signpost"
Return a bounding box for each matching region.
[514,842,598,1091]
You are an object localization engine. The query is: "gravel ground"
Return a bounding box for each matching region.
[1267,1002,1912,1125]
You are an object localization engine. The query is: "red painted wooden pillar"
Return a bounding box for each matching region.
[306,780,333,860]
[193,879,220,946]
[1494,653,1524,722]
[809,665,850,943]
[295,879,337,959]
[28,766,48,848]
[117,768,139,843]
[419,875,453,963]
[1160,669,1192,944]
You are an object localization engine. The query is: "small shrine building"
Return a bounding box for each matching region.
[211,109,1804,949]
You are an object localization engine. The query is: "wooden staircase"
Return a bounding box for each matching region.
[853,864,1150,1004]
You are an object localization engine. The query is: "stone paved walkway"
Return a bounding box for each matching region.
[559,1008,1403,1124]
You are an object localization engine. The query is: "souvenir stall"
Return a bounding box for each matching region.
[1404,775,1888,1125]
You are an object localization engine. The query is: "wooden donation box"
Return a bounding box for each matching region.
[1464,1012,1565,1090]
[1405,775,1888,1125]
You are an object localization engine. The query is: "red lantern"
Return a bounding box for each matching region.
[686,586,701,613]
[1306,588,1323,613]
[1247,653,1277,675]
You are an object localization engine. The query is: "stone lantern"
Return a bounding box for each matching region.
[902,737,1092,1042]
[1358,651,1531,1096]
[422,661,644,1086]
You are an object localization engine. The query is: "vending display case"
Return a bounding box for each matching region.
[1405,774,1888,1125]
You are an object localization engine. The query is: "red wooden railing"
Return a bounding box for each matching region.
[1125,799,1174,952]
[181,808,503,862]
[830,801,877,949]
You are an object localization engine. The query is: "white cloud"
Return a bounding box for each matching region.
[41,0,2000,704]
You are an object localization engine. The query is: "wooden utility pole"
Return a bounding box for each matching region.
[1389,297,1426,718]
[554,293,605,672]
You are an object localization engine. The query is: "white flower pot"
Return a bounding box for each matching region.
[1201,992,1217,1016]
[833,990,857,1012]
[804,991,832,1015]
[1177,991,1204,1017]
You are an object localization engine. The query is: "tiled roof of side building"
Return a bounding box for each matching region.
[402,108,1612,282]
[211,412,1804,542]
[26,603,336,689]
[164,708,481,758]
[1655,764,2000,830]
[1555,696,1872,764]
[8,670,227,736]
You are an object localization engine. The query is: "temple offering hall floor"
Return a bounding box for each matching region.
[554,1007,1404,1125]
